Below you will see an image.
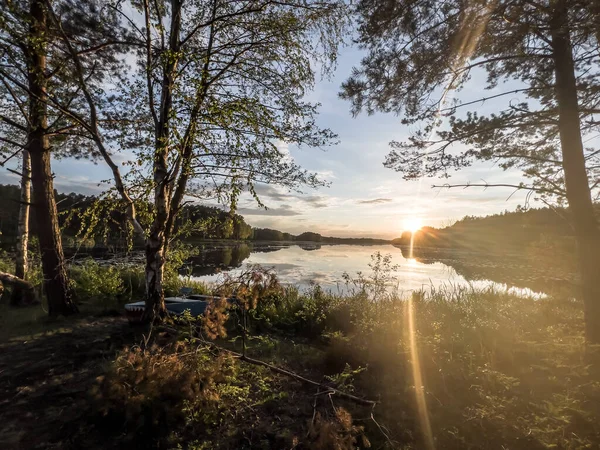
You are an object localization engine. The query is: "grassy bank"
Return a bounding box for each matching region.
[1,255,599,448]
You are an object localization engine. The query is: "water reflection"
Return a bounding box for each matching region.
[183,242,321,276]
[397,245,576,295]
[185,243,570,296]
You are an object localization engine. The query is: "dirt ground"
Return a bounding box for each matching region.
[0,316,140,449]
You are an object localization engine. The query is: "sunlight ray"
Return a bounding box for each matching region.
[405,296,435,450]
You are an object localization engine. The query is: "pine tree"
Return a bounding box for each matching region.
[341,0,600,342]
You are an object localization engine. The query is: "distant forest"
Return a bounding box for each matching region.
[392,206,580,254]
[0,184,253,245]
[0,183,586,251]
[0,184,389,246]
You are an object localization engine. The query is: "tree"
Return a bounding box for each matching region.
[341,0,600,343]
[1,0,130,314]
[66,0,345,321]
[296,231,322,242]
[0,67,31,306]
[11,150,31,306]
[0,0,77,314]
[252,228,285,241]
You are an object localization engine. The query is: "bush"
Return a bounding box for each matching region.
[248,255,599,450]
[91,342,224,447]
[71,259,125,309]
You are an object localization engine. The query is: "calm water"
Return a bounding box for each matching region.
[185,243,555,297]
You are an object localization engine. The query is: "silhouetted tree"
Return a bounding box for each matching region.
[97,0,345,321]
[0,0,125,314]
[342,0,600,343]
[0,0,77,314]
[0,64,31,306]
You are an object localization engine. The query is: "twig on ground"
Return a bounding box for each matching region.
[153,325,377,406]
[238,353,377,406]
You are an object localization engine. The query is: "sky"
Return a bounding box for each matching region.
[0,45,534,240]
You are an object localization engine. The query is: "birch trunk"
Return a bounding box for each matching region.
[10,150,32,306]
[141,0,183,322]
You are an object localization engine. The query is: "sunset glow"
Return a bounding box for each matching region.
[404,217,423,233]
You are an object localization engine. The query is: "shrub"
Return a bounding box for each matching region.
[71,259,124,309]
[91,342,229,447]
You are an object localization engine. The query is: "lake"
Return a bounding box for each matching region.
[184,243,568,297]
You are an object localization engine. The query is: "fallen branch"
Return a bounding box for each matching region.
[0,271,37,305]
[238,354,377,406]
[155,325,377,406]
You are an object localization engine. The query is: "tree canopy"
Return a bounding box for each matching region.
[341,0,600,343]
[341,0,600,203]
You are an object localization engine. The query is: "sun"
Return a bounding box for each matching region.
[404,217,423,233]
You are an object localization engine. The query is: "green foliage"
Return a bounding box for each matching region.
[115,265,147,302]
[91,339,360,449]
[342,251,400,301]
[0,249,12,273]
[0,183,256,249]
[91,343,221,447]
[341,0,600,202]
[242,252,599,449]
[71,259,124,309]
[0,237,44,301]
[24,237,44,291]
[163,242,211,297]
[252,228,287,241]
[4,250,599,449]
[325,363,367,393]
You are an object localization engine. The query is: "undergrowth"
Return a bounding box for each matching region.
[2,251,599,449]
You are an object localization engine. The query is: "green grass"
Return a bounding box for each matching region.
[85,283,600,449]
[247,285,600,449]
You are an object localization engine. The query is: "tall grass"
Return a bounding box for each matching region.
[250,281,598,448]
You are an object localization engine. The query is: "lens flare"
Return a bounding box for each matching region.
[405,297,435,450]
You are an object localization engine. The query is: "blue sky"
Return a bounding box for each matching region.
[0,45,532,239]
[235,46,530,238]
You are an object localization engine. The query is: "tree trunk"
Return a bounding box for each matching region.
[142,0,184,322]
[26,0,77,316]
[144,233,168,321]
[1,271,36,305]
[551,0,600,344]
[10,150,32,306]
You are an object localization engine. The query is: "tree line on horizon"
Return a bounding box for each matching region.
[392,205,579,251]
[0,183,388,246]
[0,179,583,254]
[0,184,254,244]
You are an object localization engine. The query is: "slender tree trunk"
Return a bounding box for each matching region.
[142,0,183,322]
[26,0,77,316]
[144,225,168,321]
[551,0,600,344]
[10,150,32,306]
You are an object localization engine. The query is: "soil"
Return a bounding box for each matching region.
[0,316,140,449]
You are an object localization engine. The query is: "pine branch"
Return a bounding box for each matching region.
[432,182,565,197]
